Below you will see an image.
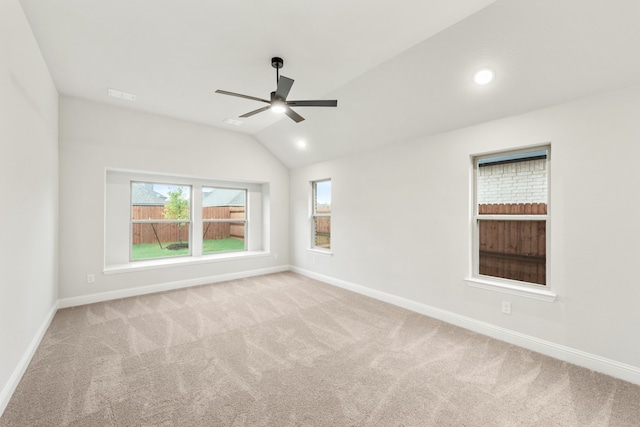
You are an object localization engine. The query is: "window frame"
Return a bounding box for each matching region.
[467,146,556,302]
[311,179,332,252]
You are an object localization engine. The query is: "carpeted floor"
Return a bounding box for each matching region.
[1,272,639,426]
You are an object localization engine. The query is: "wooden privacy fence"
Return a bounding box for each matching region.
[478,203,547,215]
[478,203,546,285]
[315,217,330,234]
[132,206,245,245]
[315,206,331,234]
[203,207,245,241]
[313,206,331,248]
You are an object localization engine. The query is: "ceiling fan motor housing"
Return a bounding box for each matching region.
[271,57,284,69]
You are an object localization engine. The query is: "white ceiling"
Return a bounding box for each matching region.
[19,0,640,168]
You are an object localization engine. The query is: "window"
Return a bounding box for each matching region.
[312,179,331,250]
[473,147,549,286]
[105,170,266,269]
[131,183,191,260]
[202,187,247,254]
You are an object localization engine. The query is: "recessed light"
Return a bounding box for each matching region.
[223,118,243,126]
[473,68,495,85]
[107,88,136,101]
[297,140,307,149]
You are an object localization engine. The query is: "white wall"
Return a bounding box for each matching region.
[0,0,59,413]
[58,97,289,300]
[290,85,640,371]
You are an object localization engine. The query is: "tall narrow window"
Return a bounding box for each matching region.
[312,179,331,250]
[202,187,247,254]
[473,148,549,286]
[131,183,191,260]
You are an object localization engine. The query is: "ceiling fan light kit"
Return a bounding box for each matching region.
[215,57,338,123]
[270,99,286,114]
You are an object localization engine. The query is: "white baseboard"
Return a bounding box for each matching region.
[58,265,289,308]
[291,266,640,386]
[0,301,58,417]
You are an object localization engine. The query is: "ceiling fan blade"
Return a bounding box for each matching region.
[239,105,271,118]
[284,106,305,123]
[286,100,338,107]
[275,76,294,100]
[215,90,270,104]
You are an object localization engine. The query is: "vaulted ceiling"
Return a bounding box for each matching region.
[20,0,640,168]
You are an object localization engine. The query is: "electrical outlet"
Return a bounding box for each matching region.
[274,253,278,260]
[501,301,511,314]
[87,274,95,284]
[312,257,316,265]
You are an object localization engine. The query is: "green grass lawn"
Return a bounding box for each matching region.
[132,238,244,260]
[203,238,244,254]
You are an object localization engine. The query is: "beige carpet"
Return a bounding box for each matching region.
[1,272,639,426]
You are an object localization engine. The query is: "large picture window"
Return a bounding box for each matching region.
[473,147,549,286]
[106,170,266,269]
[312,179,331,250]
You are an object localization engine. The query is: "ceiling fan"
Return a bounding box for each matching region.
[215,57,337,123]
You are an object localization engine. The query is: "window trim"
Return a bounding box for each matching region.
[467,145,556,301]
[104,250,270,275]
[464,276,556,302]
[311,179,332,252]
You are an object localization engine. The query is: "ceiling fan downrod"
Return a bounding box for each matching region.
[272,57,284,84]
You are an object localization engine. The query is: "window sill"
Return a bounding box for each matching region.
[104,251,270,275]
[306,248,333,257]
[465,276,556,302]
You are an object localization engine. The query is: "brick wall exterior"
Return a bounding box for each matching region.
[477,158,547,204]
